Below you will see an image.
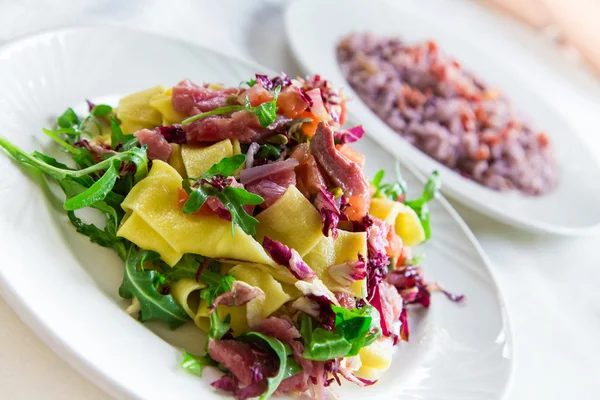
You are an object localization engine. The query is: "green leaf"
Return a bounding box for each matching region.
[238,332,289,400]
[67,202,128,260]
[331,304,372,356]
[91,104,113,117]
[57,108,80,129]
[182,85,281,128]
[371,162,411,202]
[182,105,246,125]
[300,305,380,360]
[110,117,136,150]
[182,155,263,236]
[371,169,385,188]
[404,170,440,209]
[198,262,235,305]
[217,186,263,236]
[63,160,119,210]
[205,154,246,177]
[181,351,217,377]
[163,254,205,283]
[246,78,257,87]
[0,136,147,183]
[403,170,439,240]
[256,143,281,160]
[182,185,211,214]
[119,247,189,329]
[250,85,281,127]
[302,328,352,361]
[209,310,231,340]
[281,357,302,381]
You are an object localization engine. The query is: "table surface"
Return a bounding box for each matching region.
[1,0,600,399]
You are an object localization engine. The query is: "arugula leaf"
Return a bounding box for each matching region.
[63,160,119,210]
[205,154,246,177]
[403,170,440,209]
[42,127,95,168]
[246,85,281,127]
[238,332,289,400]
[197,262,235,304]
[119,247,189,329]
[303,328,352,361]
[209,310,231,340]
[281,357,302,381]
[219,186,264,236]
[162,254,205,282]
[255,143,281,160]
[182,155,264,236]
[371,167,406,201]
[67,202,128,260]
[182,187,210,214]
[181,351,217,377]
[300,305,380,360]
[57,108,80,129]
[91,104,113,117]
[246,78,257,87]
[403,171,440,240]
[331,305,373,356]
[0,137,148,185]
[182,85,281,128]
[371,166,439,240]
[300,313,351,361]
[110,117,136,150]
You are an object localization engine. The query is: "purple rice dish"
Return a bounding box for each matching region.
[337,32,559,195]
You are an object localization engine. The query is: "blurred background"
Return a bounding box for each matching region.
[1,0,599,399]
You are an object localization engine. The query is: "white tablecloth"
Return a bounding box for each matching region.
[1,0,599,399]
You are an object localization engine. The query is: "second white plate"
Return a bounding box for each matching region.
[285,0,600,235]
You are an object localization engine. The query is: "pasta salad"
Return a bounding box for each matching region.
[0,73,462,399]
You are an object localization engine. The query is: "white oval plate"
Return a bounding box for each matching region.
[0,27,512,400]
[285,0,600,236]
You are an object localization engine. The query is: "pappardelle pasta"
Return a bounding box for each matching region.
[0,73,463,399]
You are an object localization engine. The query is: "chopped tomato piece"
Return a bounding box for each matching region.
[298,111,320,137]
[345,195,369,221]
[239,85,273,107]
[276,86,309,119]
[385,227,404,261]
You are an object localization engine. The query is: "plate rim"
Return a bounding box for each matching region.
[284,0,600,237]
[0,25,514,400]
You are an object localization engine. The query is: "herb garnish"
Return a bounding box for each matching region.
[372,165,440,240]
[182,154,264,236]
[182,86,281,127]
[119,247,189,329]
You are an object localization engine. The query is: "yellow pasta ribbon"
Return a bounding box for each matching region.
[256,186,323,257]
[117,161,274,266]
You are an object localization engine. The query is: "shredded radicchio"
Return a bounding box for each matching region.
[386,266,464,307]
[209,281,264,312]
[262,236,316,280]
[74,139,116,163]
[85,99,95,112]
[314,185,348,238]
[327,257,367,286]
[353,216,389,301]
[255,73,292,91]
[334,125,365,145]
[306,294,336,331]
[158,125,186,144]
